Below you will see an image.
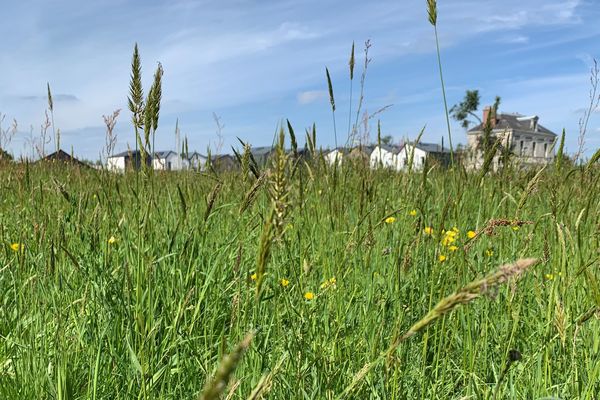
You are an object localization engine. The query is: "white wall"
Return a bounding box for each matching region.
[189,155,206,171]
[396,145,427,170]
[153,153,186,170]
[325,150,343,166]
[370,146,396,169]
[107,156,125,171]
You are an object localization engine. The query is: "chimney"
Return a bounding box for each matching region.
[482,106,497,128]
[531,116,539,132]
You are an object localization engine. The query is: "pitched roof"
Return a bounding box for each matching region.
[250,146,275,156]
[468,113,557,136]
[154,150,176,159]
[413,142,451,153]
[188,152,207,159]
[36,149,89,167]
[373,144,403,154]
[110,150,143,158]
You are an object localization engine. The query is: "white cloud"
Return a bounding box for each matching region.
[0,0,591,159]
[297,90,327,105]
[497,35,529,44]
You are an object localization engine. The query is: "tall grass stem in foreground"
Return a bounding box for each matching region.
[326,67,338,148]
[427,0,455,168]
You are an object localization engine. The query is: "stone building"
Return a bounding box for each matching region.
[466,107,558,169]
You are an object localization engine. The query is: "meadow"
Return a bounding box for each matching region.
[1,150,599,399]
[1,0,600,397]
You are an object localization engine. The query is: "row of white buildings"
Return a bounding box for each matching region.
[107,150,209,172]
[324,142,451,171]
[104,108,558,172]
[322,108,558,171]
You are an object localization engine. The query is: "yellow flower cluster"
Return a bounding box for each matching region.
[437,228,462,262]
[440,227,459,246]
[424,226,434,235]
[304,291,315,301]
[320,277,337,290]
[280,278,290,287]
[545,272,562,281]
[385,217,396,224]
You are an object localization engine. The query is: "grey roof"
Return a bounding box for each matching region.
[468,113,557,136]
[213,154,234,160]
[374,144,403,154]
[188,152,207,159]
[250,146,275,156]
[325,147,349,154]
[154,150,176,159]
[111,150,140,157]
[413,142,451,153]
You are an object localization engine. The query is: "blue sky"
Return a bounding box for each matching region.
[1,0,599,160]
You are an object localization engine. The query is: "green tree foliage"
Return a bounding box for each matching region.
[450,89,482,129]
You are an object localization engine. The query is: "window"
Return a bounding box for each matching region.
[167,161,172,170]
[532,142,536,157]
[544,143,548,157]
[519,141,524,156]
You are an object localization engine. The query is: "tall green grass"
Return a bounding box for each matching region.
[1,158,599,399]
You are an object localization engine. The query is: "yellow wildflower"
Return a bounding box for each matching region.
[409,209,417,216]
[10,243,23,252]
[467,230,476,239]
[304,291,315,301]
[385,217,396,224]
[452,227,459,233]
[250,273,257,281]
[438,254,447,262]
[441,235,456,246]
[424,227,434,235]
[545,273,554,281]
[486,249,494,257]
[320,277,337,290]
[108,236,117,245]
[280,278,289,287]
[446,230,458,238]
[512,226,520,231]
[448,245,459,252]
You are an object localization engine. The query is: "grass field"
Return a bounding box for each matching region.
[1,152,599,399]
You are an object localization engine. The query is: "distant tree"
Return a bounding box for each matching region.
[450,90,482,129]
[380,135,393,145]
[450,90,502,130]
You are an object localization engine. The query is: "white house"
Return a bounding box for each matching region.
[466,107,557,169]
[188,152,207,171]
[324,148,346,166]
[153,151,187,171]
[107,150,149,171]
[370,145,402,169]
[397,142,451,171]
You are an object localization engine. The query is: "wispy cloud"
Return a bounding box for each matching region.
[497,35,529,44]
[0,0,596,159]
[12,94,79,102]
[297,90,327,105]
